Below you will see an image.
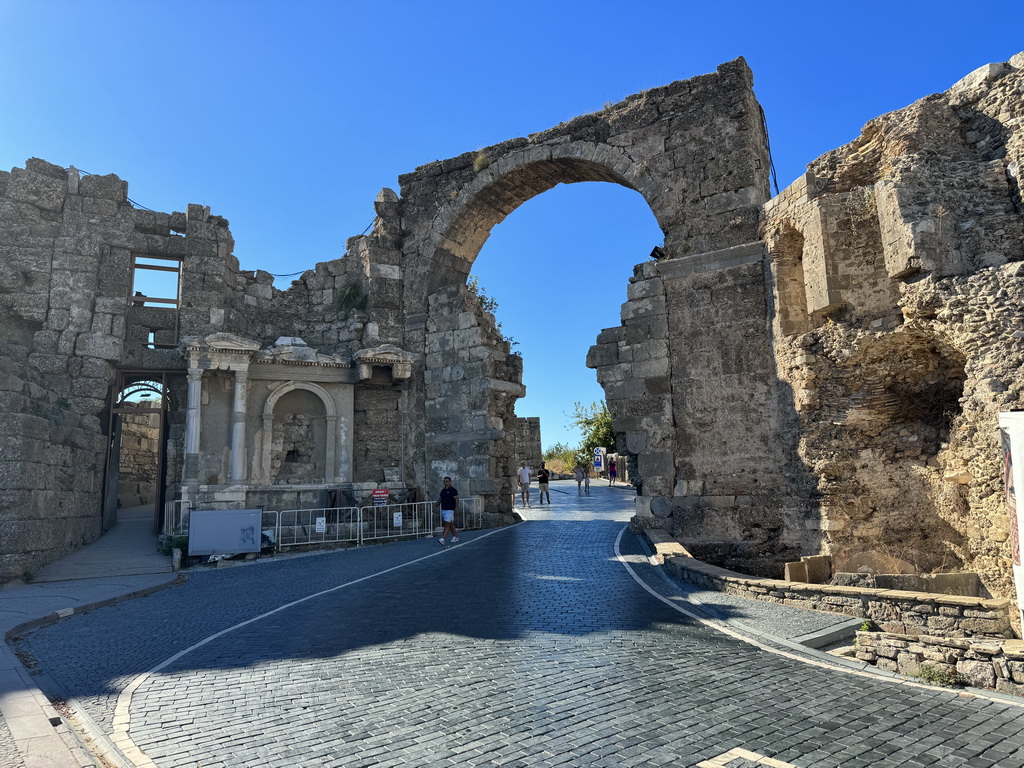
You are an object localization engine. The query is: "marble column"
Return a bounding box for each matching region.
[183,367,203,484]
[230,368,249,483]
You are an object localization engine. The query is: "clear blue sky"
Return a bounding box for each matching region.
[2,1,1022,449]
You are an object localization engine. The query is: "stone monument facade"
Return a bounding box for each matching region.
[2,53,1023,615]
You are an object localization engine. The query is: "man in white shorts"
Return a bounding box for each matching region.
[517,461,531,507]
[437,476,459,545]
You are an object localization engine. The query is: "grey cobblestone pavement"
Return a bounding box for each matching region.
[16,480,1024,767]
[0,711,27,768]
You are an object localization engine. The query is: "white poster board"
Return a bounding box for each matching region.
[188,509,262,556]
[999,412,1024,626]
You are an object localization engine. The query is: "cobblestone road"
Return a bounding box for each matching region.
[19,481,1024,767]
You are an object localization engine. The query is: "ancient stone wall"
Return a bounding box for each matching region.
[0,57,782,580]
[352,384,403,485]
[514,417,542,468]
[761,52,1024,598]
[854,631,1024,694]
[9,53,1020,599]
[117,412,160,507]
[394,59,771,507]
[0,157,399,580]
[663,545,1012,639]
[0,160,141,580]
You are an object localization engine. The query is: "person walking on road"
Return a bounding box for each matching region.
[608,459,617,486]
[437,476,459,545]
[537,462,551,504]
[517,461,531,507]
[574,462,586,493]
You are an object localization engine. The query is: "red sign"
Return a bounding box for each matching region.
[372,489,390,506]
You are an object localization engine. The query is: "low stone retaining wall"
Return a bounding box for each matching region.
[855,632,1024,696]
[658,538,1012,639]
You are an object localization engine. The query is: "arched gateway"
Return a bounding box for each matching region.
[5,52,1024,605]
[0,57,806,581]
[389,57,795,544]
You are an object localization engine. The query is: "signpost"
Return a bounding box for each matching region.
[593,447,606,472]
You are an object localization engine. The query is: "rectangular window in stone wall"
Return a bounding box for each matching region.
[131,254,181,308]
[129,254,182,348]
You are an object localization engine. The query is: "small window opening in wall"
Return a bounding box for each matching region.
[130,254,182,308]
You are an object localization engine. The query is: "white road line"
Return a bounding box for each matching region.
[109,527,510,767]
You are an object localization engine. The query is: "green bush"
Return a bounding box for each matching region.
[159,534,188,556]
[915,665,965,688]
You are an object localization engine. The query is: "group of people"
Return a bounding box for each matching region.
[436,457,621,544]
[516,461,549,507]
[513,457,618,506]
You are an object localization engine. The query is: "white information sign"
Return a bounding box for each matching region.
[393,511,403,528]
[593,447,606,470]
[188,509,262,556]
[315,517,327,534]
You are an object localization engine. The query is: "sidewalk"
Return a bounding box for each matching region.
[0,507,176,768]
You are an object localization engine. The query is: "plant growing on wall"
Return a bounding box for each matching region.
[467,275,516,349]
[336,280,368,314]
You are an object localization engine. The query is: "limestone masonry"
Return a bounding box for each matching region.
[1,55,1023,622]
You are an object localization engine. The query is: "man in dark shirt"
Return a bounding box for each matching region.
[537,462,551,504]
[438,476,459,545]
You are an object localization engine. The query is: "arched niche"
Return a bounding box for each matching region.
[260,381,339,485]
[768,222,813,335]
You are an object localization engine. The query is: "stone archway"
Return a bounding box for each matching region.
[382,57,776,519]
[424,147,660,292]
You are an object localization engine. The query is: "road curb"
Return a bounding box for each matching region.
[2,573,186,768]
[5,574,186,643]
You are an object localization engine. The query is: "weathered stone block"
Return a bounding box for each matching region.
[74,333,122,361]
[784,560,808,582]
[957,659,996,689]
[7,167,66,213]
[584,343,623,374]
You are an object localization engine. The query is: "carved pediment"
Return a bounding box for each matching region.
[182,333,261,370]
[182,332,261,354]
[353,344,414,382]
[255,337,351,367]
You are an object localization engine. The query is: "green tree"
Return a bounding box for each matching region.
[543,442,582,474]
[570,401,616,460]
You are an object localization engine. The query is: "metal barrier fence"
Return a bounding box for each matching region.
[266,506,362,548]
[163,499,193,536]
[424,496,482,538]
[264,496,483,549]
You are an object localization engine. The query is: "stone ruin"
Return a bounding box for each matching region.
[1,54,1023,614]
